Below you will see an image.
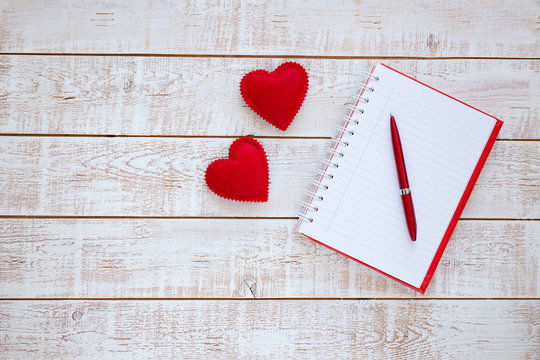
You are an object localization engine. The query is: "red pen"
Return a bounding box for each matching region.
[390,114,417,241]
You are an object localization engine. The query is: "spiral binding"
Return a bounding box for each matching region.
[332,136,350,147]
[298,69,379,225]
[327,148,344,157]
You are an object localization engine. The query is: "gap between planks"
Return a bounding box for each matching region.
[0,53,539,60]
[1,298,538,301]
[0,134,333,139]
[0,216,538,221]
[0,134,537,141]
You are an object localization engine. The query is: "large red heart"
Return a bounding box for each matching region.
[205,137,269,202]
[240,62,308,131]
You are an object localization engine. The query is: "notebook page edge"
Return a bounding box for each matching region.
[380,63,504,123]
[419,119,502,292]
[380,63,503,291]
[301,233,424,293]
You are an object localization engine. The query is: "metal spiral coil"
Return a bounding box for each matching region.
[320,158,340,168]
[332,136,350,147]
[304,189,324,201]
[327,148,344,157]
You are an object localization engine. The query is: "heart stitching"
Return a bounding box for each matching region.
[205,137,269,202]
[240,62,309,131]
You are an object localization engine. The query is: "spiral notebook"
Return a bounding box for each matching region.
[297,63,503,293]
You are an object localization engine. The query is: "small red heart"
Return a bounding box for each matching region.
[240,62,308,131]
[205,137,269,202]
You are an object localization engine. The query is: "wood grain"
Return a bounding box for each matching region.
[0,300,538,359]
[0,1,538,358]
[0,1,538,58]
[0,137,537,218]
[0,56,538,139]
[0,219,537,299]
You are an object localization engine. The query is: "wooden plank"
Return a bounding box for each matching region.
[0,56,538,139]
[0,300,538,358]
[0,219,537,298]
[0,138,537,218]
[0,1,538,57]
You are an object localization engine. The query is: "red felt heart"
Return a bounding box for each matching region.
[205,137,269,202]
[240,62,308,131]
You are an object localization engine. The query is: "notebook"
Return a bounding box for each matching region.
[297,63,503,293]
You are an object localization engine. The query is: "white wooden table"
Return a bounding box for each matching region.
[0,1,538,358]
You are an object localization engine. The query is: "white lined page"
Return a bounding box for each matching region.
[299,64,497,288]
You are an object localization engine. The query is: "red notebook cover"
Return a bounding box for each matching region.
[299,63,503,293]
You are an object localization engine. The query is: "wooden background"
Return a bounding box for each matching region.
[0,1,538,358]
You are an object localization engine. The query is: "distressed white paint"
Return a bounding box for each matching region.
[0,138,537,218]
[0,219,537,298]
[0,57,537,139]
[0,300,538,359]
[0,1,538,57]
[0,0,538,358]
